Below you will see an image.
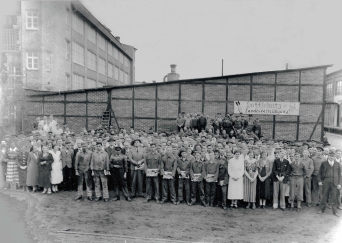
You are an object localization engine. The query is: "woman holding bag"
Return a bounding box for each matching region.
[38,145,53,194]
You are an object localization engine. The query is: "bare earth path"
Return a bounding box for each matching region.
[1,189,342,243]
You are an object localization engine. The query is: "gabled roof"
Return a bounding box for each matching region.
[71,1,134,60]
[326,69,342,78]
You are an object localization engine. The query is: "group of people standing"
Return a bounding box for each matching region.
[0,113,341,218]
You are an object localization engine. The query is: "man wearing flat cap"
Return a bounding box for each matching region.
[317,151,341,217]
[109,146,131,202]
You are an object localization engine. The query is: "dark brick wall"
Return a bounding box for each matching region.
[23,67,327,140]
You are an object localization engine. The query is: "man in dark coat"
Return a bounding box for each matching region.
[317,151,341,217]
[198,114,207,132]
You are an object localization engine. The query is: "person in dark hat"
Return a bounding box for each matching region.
[105,138,116,161]
[109,146,131,202]
[317,151,341,217]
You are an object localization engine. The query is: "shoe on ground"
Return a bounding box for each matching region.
[289,208,294,212]
[160,200,165,204]
[337,206,342,210]
[173,201,177,205]
[202,202,208,207]
[317,211,323,214]
[280,208,285,211]
[187,202,192,206]
[74,196,82,201]
[94,197,100,202]
[143,199,149,203]
[307,203,312,207]
[112,197,120,201]
[252,204,256,210]
[103,198,109,202]
[246,204,250,209]
[333,213,340,217]
[156,199,160,204]
[297,208,301,212]
[87,196,93,201]
[176,201,180,205]
[126,197,132,202]
[223,206,227,210]
[272,208,277,211]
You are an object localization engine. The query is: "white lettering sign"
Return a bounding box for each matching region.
[234,101,300,116]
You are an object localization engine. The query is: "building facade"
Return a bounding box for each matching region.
[325,69,342,127]
[1,0,136,92]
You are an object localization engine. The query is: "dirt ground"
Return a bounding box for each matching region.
[1,189,342,243]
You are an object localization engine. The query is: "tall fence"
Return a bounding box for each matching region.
[25,65,330,141]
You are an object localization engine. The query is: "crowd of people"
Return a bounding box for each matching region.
[0,113,341,217]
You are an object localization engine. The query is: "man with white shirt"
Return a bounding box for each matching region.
[317,151,341,217]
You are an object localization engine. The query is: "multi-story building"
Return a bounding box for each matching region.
[1,0,136,92]
[325,69,342,127]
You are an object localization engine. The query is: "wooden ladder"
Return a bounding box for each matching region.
[101,111,111,127]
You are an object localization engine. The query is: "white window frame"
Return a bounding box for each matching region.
[87,24,96,44]
[87,51,97,71]
[26,11,38,30]
[72,42,85,66]
[66,74,71,90]
[97,34,106,51]
[72,73,85,90]
[86,78,97,89]
[66,40,70,60]
[337,81,342,95]
[66,8,70,25]
[46,53,51,71]
[114,66,119,80]
[113,46,119,60]
[26,52,38,70]
[326,83,333,96]
[119,52,124,64]
[108,63,113,78]
[72,13,84,36]
[98,57,106,75]
[108,43,113,56]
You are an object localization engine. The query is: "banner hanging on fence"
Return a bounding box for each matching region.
[234,101,300,116]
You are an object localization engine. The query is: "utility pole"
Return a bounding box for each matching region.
[222,59,224,76]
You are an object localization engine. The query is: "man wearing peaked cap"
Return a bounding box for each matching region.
[317,151,341,217]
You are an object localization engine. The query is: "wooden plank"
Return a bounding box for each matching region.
[225,77,228,115]
[85,91,88,130]
[250,75,253,101]
[296,71,301,141]
[155,85,158,132]
[132,87,135,128]
[64,94,66,124]
[178,83,181,113]
[309,110,323,140]
[202,81,205,113]
[321,68,327,141]
[273,73,277,139]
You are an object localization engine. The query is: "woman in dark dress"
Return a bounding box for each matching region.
[38,145,53,194]
[17,144,29,191]
[256,151,273,209]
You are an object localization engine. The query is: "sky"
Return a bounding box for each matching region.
[0,0,341,82]
[80,0,342,82]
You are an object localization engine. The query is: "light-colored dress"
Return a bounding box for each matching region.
[6,149,19,183]
[228,155,244,200]
[243,156,258,202]
[50,150,63,184]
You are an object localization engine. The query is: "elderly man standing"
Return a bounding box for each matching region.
[91,142,110,202]
[128,139,145,198]
[317,151,341,217]
[301,149,314,207]
[74,142,93,201]
[61,141,74,191]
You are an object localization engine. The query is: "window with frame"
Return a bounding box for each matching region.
[119,69,124,82]
[26,11,38,29]
[326,83,333,96]
[113,46,119,60]
[26,52,38,70]
[98,57,106,75]
[114,66,119,80]
[46,53,51,71]
[119,52,124,64]
[66,8,70,25]
[66,74,71,90]
[87,51,96,71]
[108,63,113,78]
[72,42,84,66]
[72,13,84,36]
[337,81,342,95]
[72,73,85,90]
[86,78,97,89]
[107,43,113,56]
[66,40,70,60]
[87,24,96,44]
[97,34,105,51]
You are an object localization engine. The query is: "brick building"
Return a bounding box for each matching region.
[24,65,330,141]
[1,0,135,92]
[325,69,342,127]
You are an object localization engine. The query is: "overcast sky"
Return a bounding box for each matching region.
[81,0,341,82]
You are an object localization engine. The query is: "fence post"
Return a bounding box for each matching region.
[296,71,302,141]
[321,68,327,141]
[86,91,88,130]
[64,94,66,124]
[132,87,135,129]
[178,83,181,114]
[155,84,158,132]
[202,81,205,113]
[273,73,277,139]
[225,78,228,115]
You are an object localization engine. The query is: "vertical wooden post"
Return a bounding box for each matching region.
[42,96,45,115]
[321,68,327,141]
[85,91,88,130]
[337,103,340,127]
[132,87,135,129]
[178,83,181,114]
[155,84,158,132]
[296,71,302,141]
[225,78,228,115]
[202,81,205,113]
[250,75,253,101]
[273,73,277,139]
[63,94,66,124]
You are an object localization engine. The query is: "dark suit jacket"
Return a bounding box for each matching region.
[318,160,341,186]
[272,158,291,183]
[105,146,116,159]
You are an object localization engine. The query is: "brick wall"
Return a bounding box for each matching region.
[23,66,327,140]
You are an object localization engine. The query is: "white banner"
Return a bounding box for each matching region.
[234,101,300,116]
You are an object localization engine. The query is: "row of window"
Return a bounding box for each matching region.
[66,73,130,90]
[326,81,342,96]
[26,51,129,84]
[25,10,130,68]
